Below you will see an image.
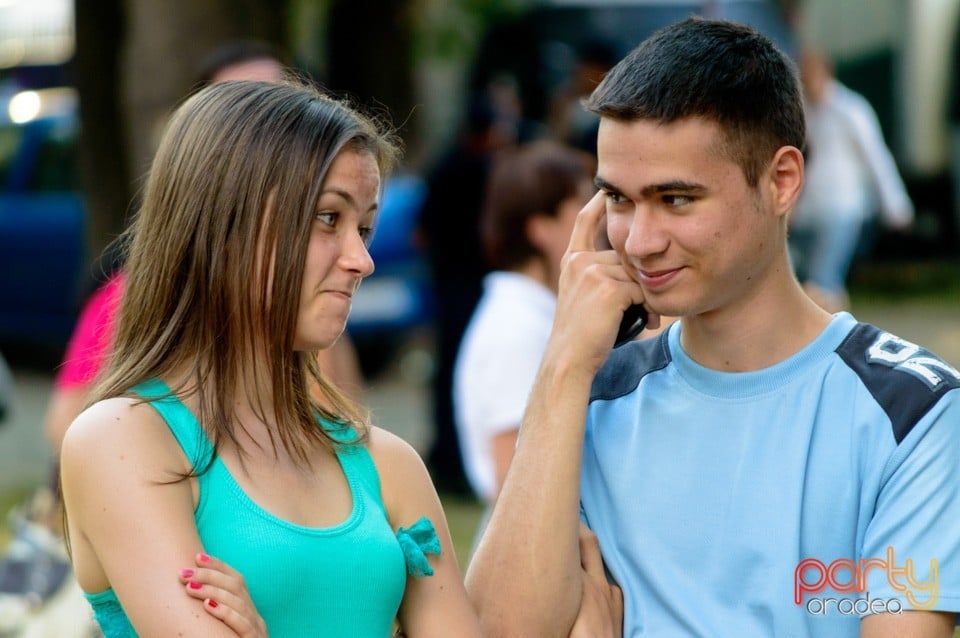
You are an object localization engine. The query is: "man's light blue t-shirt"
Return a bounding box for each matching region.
[581,312,960,637]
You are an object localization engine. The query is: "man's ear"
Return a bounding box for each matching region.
[767,145,804,219]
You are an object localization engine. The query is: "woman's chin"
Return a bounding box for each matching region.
[293,331,343,352]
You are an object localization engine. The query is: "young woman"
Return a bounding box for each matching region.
[60,80,482,637]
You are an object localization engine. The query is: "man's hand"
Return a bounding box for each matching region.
[551,191,650,374]
[570,523,623,638]
[466,194,638,637]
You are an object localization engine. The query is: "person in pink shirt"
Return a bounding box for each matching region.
[44,272,126,453]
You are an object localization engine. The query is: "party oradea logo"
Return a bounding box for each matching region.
[794,547,938,616]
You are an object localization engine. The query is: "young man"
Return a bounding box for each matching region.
[466,17,960,637]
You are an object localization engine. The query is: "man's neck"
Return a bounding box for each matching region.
[678,278,834,372]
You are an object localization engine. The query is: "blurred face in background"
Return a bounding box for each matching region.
[210,57,284,84]
[799,50,832,105]
[547,179,595,279]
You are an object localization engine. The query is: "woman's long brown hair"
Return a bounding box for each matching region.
[91,80,400,469]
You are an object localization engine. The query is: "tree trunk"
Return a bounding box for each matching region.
[74,0,131,268]
[74,0,287,270]
[327,0,416,154]
[122,0,287,181]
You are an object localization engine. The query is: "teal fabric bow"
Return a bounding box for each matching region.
[396,516,441,577]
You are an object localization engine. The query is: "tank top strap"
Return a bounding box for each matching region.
[325,422,388,518]
[130,378,214,471]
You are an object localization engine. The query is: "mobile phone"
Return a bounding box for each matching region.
[615,303,648,347]
[595,214,648,347]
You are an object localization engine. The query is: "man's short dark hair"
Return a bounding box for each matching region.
[583,16,805,186]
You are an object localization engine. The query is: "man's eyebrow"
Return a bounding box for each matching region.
[594,176,622,195]
[641,180,707,197]
[594,176,707,198]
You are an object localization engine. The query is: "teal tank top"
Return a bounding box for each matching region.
[83,378,440,637]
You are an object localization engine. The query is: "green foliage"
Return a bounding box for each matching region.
[0,483,40,549]
[413,0,530,62]
[850,259,960,304]
[439,493,484,571]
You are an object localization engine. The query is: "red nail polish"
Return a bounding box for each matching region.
[188,581,202,590]
[207,599,219,609]
[180,569,194,578]
[198,553,210,563]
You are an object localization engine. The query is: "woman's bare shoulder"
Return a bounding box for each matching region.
[366,425,425,474]
[365,425,443,527]
[61,395,189,476]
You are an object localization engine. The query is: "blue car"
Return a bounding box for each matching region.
[0,86,87,347]
[348,172,432,337]
[0,85,431,358]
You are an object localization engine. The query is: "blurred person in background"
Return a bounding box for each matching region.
[948,15,960,250]
[548,39,619,156]
[789,48,914,313]
[485,73,549,146]
[453,140,595,543]
[0,268,125,638]
[416,89,512,495]
[194,39,286,86]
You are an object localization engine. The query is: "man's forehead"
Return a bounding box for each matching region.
[595,118,745,192]
[597,117,726,160]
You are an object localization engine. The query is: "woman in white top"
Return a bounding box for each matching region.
[453,140,595,512]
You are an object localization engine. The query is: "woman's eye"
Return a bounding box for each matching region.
[359,226,375,245]
[316,211,337,227]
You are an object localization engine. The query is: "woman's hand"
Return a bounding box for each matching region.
[569,523,623,638]
[179,553,268,638]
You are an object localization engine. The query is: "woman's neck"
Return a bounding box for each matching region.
[514,256,555,294]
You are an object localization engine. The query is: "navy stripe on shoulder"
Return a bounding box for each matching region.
[836,323,960,444]
[590,330,671,402]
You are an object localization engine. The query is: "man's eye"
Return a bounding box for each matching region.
[604,191,625,204]
[316,211,337,226]
[663,195,692,207]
